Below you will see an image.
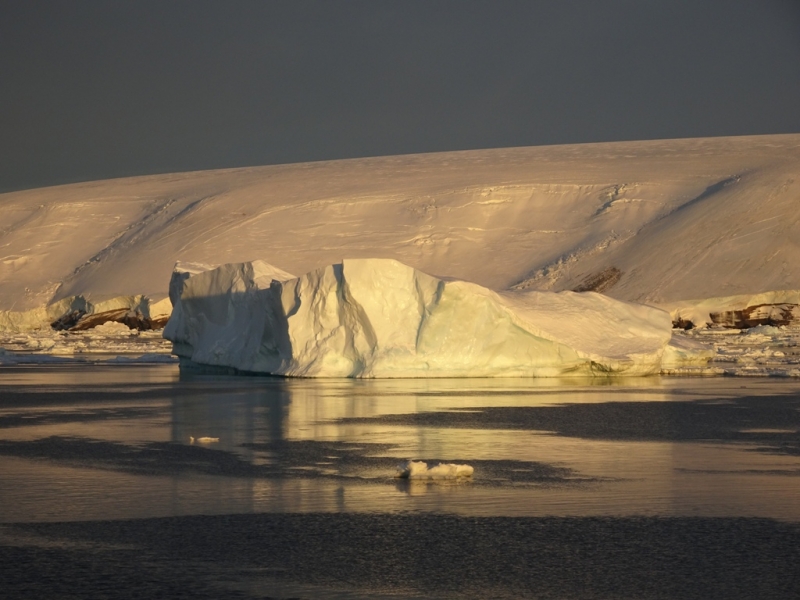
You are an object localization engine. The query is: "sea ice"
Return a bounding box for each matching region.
[396,460,474,479]
[665,324,800,377]
[164,258,680,377]
[189,436,220,444]
[0,327,174,364]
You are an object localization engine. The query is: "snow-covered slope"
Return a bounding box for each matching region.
[164,258,674,377]
[1,134,799,328]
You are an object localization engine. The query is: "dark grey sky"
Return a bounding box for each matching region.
[2,0,799,193]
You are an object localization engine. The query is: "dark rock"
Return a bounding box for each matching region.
[63,308,163,332]
[50,309,86,330]
[573,267,622,293]
[672,318,695,330]
[710,303,798,328]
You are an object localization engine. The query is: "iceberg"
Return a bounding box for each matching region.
[164,258,678,378]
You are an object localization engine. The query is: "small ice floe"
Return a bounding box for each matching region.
[396,460,474,480]
[90,320,137,336]
[189,436,219,444]
[745,324,784,336]
[106,353,178,364]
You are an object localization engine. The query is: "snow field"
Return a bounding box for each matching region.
[2,134,799,320]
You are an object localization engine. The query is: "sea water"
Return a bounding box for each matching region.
[1,365,799,598]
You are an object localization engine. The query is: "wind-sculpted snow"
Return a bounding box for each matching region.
[164,258,675,378]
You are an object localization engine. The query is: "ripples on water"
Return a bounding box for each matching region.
[1,365,799,599]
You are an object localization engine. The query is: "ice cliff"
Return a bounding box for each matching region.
[0,294,172,333]
[164,258,677,378]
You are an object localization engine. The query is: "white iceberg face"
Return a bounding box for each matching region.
[163,260,296,373]
[164,258,677,378]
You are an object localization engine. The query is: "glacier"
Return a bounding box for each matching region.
[164,258,678,378]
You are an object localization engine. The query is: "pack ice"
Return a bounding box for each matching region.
[164,258,676,377]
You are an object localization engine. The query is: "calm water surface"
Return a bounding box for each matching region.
[2,365,798,522]
[1,364,799,599]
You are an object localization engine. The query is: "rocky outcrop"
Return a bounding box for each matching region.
[54,308,163,332]
[572,267,623,293]
[709,303,798,329]
[1,294,172,333]
[665,291,800,330]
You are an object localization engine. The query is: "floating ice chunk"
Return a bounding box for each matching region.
[660,333,716,369]
[164,258,676,377]
[396,460,474,480]
[90,321,136,336]
[105,353,178,364]
[746,325,783,336]
[25,336,56,350]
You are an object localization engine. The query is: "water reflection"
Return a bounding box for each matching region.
[171,376,290,453]
[1,366,799,523]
